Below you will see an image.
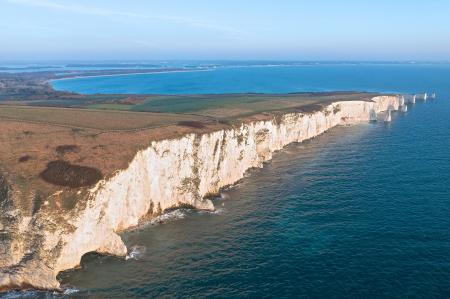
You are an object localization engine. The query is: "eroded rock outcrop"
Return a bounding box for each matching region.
[0,95,402,291]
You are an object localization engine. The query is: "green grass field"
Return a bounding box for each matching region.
[121,93,379,118]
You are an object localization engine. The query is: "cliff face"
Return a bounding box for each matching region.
[0,96,401,291]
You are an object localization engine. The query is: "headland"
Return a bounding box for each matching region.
[0,69,416,292]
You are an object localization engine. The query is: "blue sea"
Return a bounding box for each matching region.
[6,63,450,298]
[51,63,449,95]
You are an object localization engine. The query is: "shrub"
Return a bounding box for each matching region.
[18,155,31,163]
[55,145,80,155]
[177,121,206,129]
[39,160,102,188]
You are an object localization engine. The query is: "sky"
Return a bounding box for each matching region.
[1,0,449,61]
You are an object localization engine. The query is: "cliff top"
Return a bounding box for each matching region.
[0,89,383,216]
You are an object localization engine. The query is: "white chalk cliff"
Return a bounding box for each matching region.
[0,95,402,291]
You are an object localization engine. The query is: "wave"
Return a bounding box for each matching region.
[62,288,79,296]
[220,192,231,200]
[126,245,147,261]
[150,209,188,225]
[198,207,225,215]
[0,287,78,298]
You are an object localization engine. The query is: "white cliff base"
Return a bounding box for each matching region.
[0,95,403,291]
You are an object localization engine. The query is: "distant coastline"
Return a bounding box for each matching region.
[51,68,212,82]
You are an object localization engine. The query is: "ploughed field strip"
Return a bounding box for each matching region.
[0,105,213,131]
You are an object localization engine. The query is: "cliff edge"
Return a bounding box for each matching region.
[0,95,402,291]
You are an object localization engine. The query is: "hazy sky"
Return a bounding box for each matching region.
[1,0,449,61]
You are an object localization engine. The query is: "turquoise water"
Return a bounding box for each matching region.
[5,64,450,298]
[51,64,448,95]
